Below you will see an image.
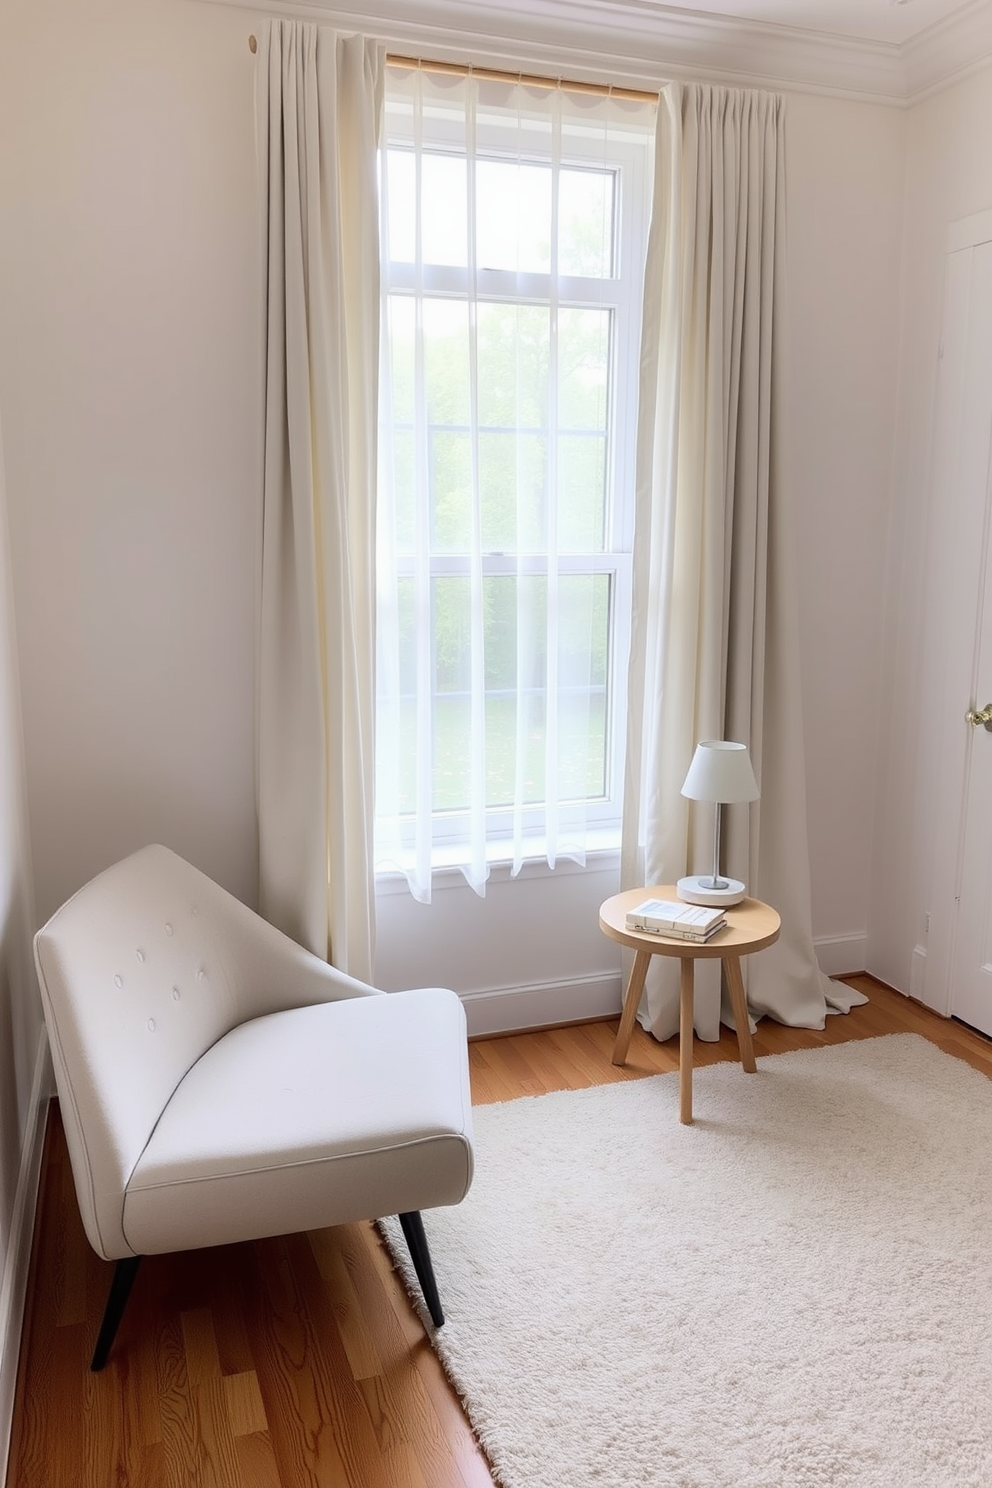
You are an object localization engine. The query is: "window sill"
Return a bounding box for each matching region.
[374,829,621,895]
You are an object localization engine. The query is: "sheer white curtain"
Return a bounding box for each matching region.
[376,68,639,902]
[622,81,866,1042]
[255,21,383,979]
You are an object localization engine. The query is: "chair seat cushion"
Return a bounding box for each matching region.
[123,986,473,1255]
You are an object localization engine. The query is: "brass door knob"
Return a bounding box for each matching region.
[966,703,992,730]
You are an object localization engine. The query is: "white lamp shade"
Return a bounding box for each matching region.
[680,740,759,804]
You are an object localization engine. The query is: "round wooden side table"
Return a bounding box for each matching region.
[599,886,781,1124]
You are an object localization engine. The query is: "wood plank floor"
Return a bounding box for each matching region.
[7,975,992,1488]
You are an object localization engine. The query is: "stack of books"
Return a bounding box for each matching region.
[624,898,727,942]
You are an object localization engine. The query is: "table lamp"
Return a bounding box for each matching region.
[676,740,759,907]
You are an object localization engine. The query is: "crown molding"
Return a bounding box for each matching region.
[903,0,992,100]
[218,0,992,106]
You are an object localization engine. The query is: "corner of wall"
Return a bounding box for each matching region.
[0,1027,50,1481]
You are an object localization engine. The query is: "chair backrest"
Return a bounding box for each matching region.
[34,845,256,1259]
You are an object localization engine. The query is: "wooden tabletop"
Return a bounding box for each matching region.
[599,885,781,959]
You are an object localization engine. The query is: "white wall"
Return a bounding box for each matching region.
[0,0,261,925]
[781,92,905,970]
[0,0,901,1034]
[375,856,625,1033]
[869,63,992,1000]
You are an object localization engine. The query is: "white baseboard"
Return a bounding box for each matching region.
[814,933,867,979]
[462,939,870,1037]
[0,1027,51,1484]
[461,972,623,1037]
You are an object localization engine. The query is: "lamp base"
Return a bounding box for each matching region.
[676,875,747,908]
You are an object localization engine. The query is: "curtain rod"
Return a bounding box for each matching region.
[245,34,655,104]
[385,54,657,104]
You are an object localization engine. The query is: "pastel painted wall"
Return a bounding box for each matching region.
[0,0,902,1036]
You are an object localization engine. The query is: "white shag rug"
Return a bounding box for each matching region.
[380,1034,992,1488]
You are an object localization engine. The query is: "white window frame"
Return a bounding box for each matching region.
[378,83,653,864]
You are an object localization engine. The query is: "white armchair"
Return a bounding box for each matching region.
[33,844,474,1369]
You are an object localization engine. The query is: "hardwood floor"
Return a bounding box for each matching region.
[7,976,992,1488]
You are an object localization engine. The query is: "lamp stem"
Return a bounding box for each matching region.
[709,802,729,890]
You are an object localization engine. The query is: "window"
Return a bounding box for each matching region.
[375,65,655,899]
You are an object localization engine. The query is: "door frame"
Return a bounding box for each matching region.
[922,209,992,1017]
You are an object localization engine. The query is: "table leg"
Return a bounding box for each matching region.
[724,954,757,1073]
[612,948,651,1065]
[679,957,694,1124]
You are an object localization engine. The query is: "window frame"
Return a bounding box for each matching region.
[377,82,653,864]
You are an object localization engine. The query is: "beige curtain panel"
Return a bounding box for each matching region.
[255,20,383,980]
[622,81,866,1042]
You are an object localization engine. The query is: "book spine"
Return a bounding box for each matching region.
[626,919,719,941]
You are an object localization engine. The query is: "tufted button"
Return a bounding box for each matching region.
[147,1018,156,1032]
[197,968,206,981]
[114,975,123,988]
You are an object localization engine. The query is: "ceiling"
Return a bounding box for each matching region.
[660,0,979,46]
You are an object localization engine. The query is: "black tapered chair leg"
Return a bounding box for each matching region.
[398,1211,444,1327]
[91,1255,142,1371]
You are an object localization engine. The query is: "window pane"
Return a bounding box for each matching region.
[558,434,606,551]
[431,432,472,550]
[558,168,615,277]
[477,303,547,430]
[383,298,417,552]
[558,308,610,430]
[433,694,471,812]
[476,160,551,273]
[386,150,469,267]
[423,300,471,552]
[429,573,610,812]
[478,432,546,552]
[433,575,472,812]
[386,296,416,426]
[384,577,418,817]
[558,687,607,800]
[423,299,471,425]
[434,575,471,695]
[558,308,610,550]
[477,302,549,551]
[557,573,609,799]
[471,161,615,277]
[386,428,416,553]
[384,150,416,264]
[559,573,609,690]
[380,574,611,816]
[422,154,468,267]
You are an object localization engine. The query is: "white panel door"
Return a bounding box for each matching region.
[937,223,992,1035]
[921,216,992,1031]
[952,372,992,1033]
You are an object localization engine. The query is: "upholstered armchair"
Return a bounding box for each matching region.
[33,844,474,1370]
